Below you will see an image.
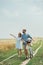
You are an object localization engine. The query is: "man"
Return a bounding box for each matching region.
[22,29,32,59]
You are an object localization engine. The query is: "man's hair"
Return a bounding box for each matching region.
[22,29,26,33]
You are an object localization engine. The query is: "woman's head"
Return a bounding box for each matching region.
[18,32,22,37]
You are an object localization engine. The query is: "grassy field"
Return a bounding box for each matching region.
[0,38,42,65]
[0,39,17,62]
[27,40,43,65]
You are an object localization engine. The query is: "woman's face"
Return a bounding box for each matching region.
[18,33,21,37]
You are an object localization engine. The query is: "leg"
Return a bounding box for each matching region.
[19,49,22,57]
[29,46,33,58]
[25,49,28,57]
[24,45,29,59]
[17,49,20,57]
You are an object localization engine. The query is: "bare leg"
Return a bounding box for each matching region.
[24,45,29,59]
[17,49,19,56]
[25,49,28,57]
[19,49,22,57]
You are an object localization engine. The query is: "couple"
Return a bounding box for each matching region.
[10,29,33,59]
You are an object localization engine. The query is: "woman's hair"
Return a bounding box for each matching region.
[18,32,22,37]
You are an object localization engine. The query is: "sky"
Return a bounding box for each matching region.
[0,0,43,38]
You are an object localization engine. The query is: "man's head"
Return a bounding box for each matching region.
[22,29,26,34]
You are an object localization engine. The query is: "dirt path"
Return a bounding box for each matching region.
[20,44,42,65]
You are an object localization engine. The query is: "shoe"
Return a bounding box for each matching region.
[30,54,33,59]
[25,57,29,60]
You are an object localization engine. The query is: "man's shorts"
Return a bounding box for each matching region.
[23,42,27,49]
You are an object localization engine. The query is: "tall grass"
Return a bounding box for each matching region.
[0,39,16,51]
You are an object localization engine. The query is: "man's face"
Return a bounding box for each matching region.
[22,30,26,34]
[23,31,26,34]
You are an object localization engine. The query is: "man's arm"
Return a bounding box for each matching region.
[28,34,32,39]
[28,34,34,41]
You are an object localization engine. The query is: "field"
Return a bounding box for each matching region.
[0,38,43,65]
[0,39,17,62]
[27,40,43,65]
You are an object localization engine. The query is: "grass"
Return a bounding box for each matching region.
[32,40,41,51]
[27,40,43,65]
[0,49,17,62]
[0,39,42,65]
[0,39,17,62]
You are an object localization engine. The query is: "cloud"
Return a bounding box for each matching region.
[2,9,10,16]
[26,6,43,15]
[0,0,24,3]
[1,8,20,18]
[31,6,43,15]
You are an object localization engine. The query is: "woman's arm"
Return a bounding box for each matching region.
[10,33,17,39]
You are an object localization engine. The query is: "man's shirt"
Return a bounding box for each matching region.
[22,33,32,45]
